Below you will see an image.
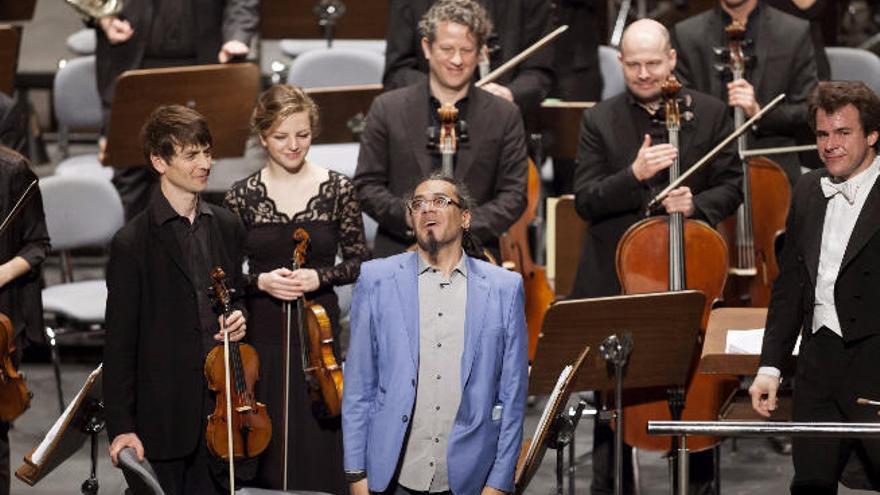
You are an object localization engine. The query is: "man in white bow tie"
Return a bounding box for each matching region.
[750,80,880,494]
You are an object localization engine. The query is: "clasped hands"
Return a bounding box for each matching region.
[631,134,695,217]
[258,268,320,301]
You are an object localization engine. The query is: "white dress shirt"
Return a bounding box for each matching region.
[759,156,880,379]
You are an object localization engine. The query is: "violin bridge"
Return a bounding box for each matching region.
[235,405,253,413]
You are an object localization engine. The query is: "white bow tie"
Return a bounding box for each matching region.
[820,177,856,205]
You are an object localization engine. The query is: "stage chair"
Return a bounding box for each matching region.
[65,28,96,56]
[286,47,384,88]
[279,38,386,58]
[826,46,880,94]
[40,175,124,411]
[117,447,165,495]
[599,45,625,100]
[52,55,111,180]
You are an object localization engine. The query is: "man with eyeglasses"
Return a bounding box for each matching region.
[343,175,528,495]
[354,0,528,258]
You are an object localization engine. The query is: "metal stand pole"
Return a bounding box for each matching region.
[678,434,688,495]
[599,333,633,495]
[550,400,588,495]
[80,400,105,495]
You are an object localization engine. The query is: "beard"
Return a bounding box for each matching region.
[417,230,441,261]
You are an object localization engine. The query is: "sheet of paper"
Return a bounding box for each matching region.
[725,328,800,356]
[524,364,572,464]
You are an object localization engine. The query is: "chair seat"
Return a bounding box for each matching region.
[279,39,386,57]
[42,280,107,323]
[55,154,114,181]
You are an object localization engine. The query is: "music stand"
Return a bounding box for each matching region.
[16,364,104,494]
[305,84,382,144]
[529,291,705,495]
[0,25,21,96]
[103,63,260,167]
[515,346,590,495]
[259,0,387,40]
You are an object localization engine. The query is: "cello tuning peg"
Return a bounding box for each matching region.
[712,46,728,56]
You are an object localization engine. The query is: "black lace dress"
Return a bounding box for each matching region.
[224,169,369,494]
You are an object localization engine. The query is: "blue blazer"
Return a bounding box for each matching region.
[342,252,528,494]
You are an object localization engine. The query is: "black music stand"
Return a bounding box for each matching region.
[515,346,590,495]
[529,291,705,495]
[16,365,104,494]
[103,63,260,167]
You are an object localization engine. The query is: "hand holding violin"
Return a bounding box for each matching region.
[214,310,246,342]
[257,268,319,300]
[727,79,761,118]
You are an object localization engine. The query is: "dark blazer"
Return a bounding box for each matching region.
[760,166,880,370]
[103,198,246,460]
[0,147,48,348]
[382,0,555,113]
[552,0,602,101]
[672,4,819,185]
[570,89,743,298]
[353,80,528,257]
[95,0,258,108]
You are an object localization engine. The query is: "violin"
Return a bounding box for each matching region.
[204,267,271,477]
[288,228,343,418]
[615,76,735,454]
[0,178,38,423]
[0,313,30,422]
[717,21,791,307]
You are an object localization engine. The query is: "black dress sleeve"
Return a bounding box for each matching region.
[315,174,370,287]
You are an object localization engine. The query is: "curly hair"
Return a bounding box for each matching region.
[251,84,321,139]
[418,0,493,49]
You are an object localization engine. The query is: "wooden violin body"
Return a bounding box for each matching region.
[292,228,343,418]
[500,158,554,361]
[616,217,736,451]
[204,267,271,461]
[0,312,30,422]
[205,341,272,460]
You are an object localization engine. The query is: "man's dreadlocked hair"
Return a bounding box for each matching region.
[406,173,491,262]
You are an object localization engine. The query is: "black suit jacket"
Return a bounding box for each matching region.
[570,89,743,298]
[382,0,554,114]
[353,80,528,257]
[95,0,258,108]
[672,4,819,185]
[103,197,246,460]
[760,166,880,370]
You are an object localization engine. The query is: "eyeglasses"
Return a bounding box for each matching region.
[407,195,463,212]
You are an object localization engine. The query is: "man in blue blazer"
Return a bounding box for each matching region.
[343,175,528,494]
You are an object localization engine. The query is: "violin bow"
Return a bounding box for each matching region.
[646,93,786,212]
[0,179,38,238]
[475,25,568,87]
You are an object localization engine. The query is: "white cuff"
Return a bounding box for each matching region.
[757,366,782,379]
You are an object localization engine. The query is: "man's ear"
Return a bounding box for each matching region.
[868,130,879,148]
[149,154,167,175]
[420,36,432,61]
[461,209,471,230]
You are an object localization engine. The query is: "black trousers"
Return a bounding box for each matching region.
[0,420,9,495]
[791,328,880,494]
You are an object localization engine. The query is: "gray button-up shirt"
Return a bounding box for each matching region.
[398,253,468,492]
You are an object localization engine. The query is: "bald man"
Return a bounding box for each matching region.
[569,20,742,494]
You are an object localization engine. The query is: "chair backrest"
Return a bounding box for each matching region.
[117,447,166,495]
[826,46,880,95]
[52,55,102,131]
[66,28,96,56]
[599,45,625,100]
[40,175,124,251]
[287,47,384,88]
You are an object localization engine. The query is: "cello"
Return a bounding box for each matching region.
[204,267,272,493]
[718,21,792,307]
[615,76,737,455]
